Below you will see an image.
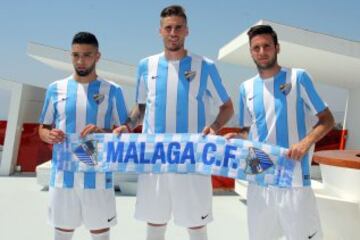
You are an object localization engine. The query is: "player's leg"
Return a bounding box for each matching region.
[81,188,117,240]
[170,174,212,240]
[146,223,167,240]
[278,187,323,240]
[247,184,282,240]
[49,187,81,240]
[135,174,172,240]
[54,228,74,240]
[90,228,110,240]
[188,225,208,240]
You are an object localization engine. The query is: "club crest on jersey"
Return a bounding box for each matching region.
[184,70,196,81]
[279,83,292,95]
[245,147,274,174]
[73,139,98,166]
[93,93,105,104]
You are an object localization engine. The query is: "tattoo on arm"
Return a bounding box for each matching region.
[126,104,145,129]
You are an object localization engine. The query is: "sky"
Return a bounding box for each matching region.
[0,0,359,120]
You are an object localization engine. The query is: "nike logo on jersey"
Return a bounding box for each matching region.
[308,231,317,239]
[248,96,254,101]
[107,215,116,222]
[56,97,68,103]
[151,75,158,79]
[201,214,209,220]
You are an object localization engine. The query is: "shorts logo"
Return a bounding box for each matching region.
[201,214,209,220]
[107,215,116,222]
[73,139,98,166]
[245,147,274,174]
[93,93,105,104]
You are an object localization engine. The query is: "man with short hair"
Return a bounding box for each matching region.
[227,24,334,240]
[116,5,234,240]
[39,32,128,240]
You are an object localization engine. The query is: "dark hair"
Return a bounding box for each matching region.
[247,25,278,45]
[72,32,99,48]
[160,5,187,24]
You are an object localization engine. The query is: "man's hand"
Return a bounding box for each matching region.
[224,132,241,140]
[224,127,249,140]
[202,122,220,136]
[287,108,335,161]
[41,128,65,144]
[80,124,104,137]
[202,99,234,136]
[113,125,130,135]
[287,140,312,161]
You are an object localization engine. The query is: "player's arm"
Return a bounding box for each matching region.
[287,108,335,160]
[113,104,145,134]
[39,124,65,144]
[39,84,64,143]
[202,99,234,135]
[126,103,145,130]
[113,58,147,135]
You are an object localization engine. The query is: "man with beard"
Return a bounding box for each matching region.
[39,32,128,240]
[114,5,233,240]
[226,25,334,240]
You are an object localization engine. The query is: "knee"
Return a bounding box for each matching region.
[148,222,167,227]
[55,227,74,232]
[90,228,110,234]
[189,225,205,230]
[54,228,74,240]
[90,228,110,240]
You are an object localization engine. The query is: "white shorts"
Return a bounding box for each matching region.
[48,187,117,230]
[135,173,213,227]
[247,184,323,240]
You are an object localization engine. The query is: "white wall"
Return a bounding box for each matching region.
[0,89,10,120]
[345,87,360,149]
[0,79,46,175]
[21,85,46,123]
[314,82,349,125]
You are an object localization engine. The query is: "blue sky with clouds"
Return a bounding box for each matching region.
[0,0,359,119]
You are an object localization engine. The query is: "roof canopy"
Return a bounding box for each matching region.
[218,20,360,89]
[27,42,136,86]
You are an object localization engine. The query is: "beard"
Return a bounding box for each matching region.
[74,62,96,77]
[164,39,184,52]
[254,55,277,71]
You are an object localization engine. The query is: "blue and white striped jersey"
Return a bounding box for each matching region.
[39,75,128,189]
[136,52,230,134]
[239,68,327,187]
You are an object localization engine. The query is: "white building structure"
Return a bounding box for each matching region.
[0,78,45,175]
